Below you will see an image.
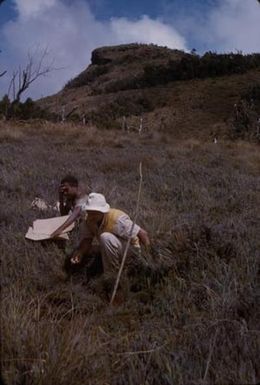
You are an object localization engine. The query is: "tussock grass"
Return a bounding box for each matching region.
[0,123,25,143]
[0,122,259,384]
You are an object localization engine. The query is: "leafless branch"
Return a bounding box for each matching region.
[9,48,55,102]
[0,49,7,77]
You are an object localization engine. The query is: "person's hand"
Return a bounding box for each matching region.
[70,251,82,264]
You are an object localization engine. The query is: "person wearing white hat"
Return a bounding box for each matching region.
[70,193,150,273]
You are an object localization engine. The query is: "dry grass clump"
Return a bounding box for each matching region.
[0,122,259,385]
[0,121,26,143]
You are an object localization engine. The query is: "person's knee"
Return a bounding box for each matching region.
[99,232,121,251]
[99,232,115,247]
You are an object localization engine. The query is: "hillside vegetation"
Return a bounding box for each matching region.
[38,44,260,140]
[1,121,259,385]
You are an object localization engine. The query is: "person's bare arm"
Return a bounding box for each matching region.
[137,228,151,248]
[51,206,81,238]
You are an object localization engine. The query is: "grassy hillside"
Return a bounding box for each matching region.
[38,44,260,140]
[1,121,259,385]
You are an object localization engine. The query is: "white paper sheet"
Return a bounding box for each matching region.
[25,215,74,241]
[25,226,69,241]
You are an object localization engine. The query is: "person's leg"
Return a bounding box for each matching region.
[99,232,124,273]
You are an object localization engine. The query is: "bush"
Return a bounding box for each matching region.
[242,84,260,106]
[65,65,110,89]
[230,84,260,141]
[0,94,10,117]
[142,52,260,88]
[85,94,157,129]
[0,97,58,121]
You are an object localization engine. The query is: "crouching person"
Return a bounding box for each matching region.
[70,193,150,274]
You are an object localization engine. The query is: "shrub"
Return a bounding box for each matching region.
[142,52,260,88]
[230,84,260,141]
[65,65,110,89]
[0,97,58,121]
[0,94,10,117]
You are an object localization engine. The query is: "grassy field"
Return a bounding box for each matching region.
[0,121,259,385]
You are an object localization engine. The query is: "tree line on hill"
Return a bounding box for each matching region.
[102,52,260,93]
[141,52,260,87]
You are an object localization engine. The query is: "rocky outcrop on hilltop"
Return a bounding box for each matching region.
[64,44,188,91]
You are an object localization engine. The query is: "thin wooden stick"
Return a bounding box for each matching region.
[110,162,143,305]
[203,327,219,382]
[115,343,165,356]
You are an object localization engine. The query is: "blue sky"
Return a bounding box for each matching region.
[0,0,259,99]
[0,0,216,23]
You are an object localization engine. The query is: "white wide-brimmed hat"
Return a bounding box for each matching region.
[83,193,110,213]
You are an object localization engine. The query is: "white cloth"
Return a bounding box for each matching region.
[113,214,140,240]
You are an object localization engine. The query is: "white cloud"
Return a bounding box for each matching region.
[171,0,260,53]
[110,15,187,50]
[14,0,57,19]
[206,0,260,53]
[0,0,187,100]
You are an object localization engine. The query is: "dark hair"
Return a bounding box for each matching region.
[61,175,79,187]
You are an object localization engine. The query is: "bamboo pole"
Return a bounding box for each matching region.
[110,162,143,305]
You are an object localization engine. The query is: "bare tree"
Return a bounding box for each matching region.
[8,48,54,103]
[0,70,7,77]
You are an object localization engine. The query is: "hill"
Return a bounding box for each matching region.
[39,44,260,140]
